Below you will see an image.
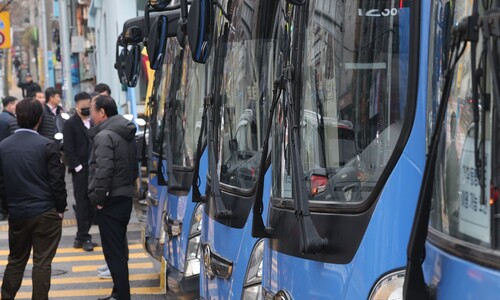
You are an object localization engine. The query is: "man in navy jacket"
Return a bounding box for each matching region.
[0,98,67,300]
[0,96,19,142]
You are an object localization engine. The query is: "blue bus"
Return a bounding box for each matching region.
[251,0,430,298]
[141,8,181,261]
[158,23,211,298]
[139,1,212,297]
[404,1,500,299]
[190,0,278,298]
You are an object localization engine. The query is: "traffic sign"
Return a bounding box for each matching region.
[0,12,11,49]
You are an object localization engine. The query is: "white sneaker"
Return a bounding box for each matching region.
[97,269,112,279]
[97,264,109,272]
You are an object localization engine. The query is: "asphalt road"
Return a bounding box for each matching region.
[0,174,167,300]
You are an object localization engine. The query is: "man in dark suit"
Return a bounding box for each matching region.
[0,98,67,299]
[63,92,95,251]
[0,96,19,142]
[38,87,64,140]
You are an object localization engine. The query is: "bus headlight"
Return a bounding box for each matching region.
[184,204,203,278]
[242,239,264,300]
[368,270,405,300]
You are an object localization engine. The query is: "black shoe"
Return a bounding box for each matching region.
[73,239,83,249]
[74,239,98,249]
[82,240,94,252]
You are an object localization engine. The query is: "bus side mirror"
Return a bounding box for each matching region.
[116,46,128,85]
[187,0,214,63]
[148,0,172,9]
[147,15,169,70]
[121,16,146,44]
[123,44,142,87]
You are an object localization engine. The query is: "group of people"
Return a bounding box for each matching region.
[0,83,138,300]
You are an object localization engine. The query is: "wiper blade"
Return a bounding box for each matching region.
[252,76,283,238]
[206,93,231,219]
[403,15,471,300]
[205,23,231,219]
[191,95,208,202]
[285,66,327,254]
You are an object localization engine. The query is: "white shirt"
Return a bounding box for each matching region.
[83,118,91,129]
[15,128,39,135]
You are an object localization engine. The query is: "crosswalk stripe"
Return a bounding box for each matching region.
[0,244,144,256]
[0,252,149,265]
[72,262,154,273]
[15,287,163,299]
[19,273,158,286]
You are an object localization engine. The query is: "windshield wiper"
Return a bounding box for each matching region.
[286,65,328,254]
[205,23,231,219]
[252,75,283,238]
[192,96,208,202]
[403,15,473,300]
[165,50,185,186]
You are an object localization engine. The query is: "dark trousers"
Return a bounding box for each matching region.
[97,196,133,300]
[72,167,93,241]
[1,209,62,300]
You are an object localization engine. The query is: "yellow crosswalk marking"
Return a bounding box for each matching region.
[0,244,144,256]
[19,273,158,286]
[0,252,149,265]
[15,287,163,299]
[72,262,154,273]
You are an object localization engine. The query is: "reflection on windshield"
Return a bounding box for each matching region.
[273,0,411,203]
[170,46,208,169]
[428,0,494,249]
[153,40,178,156]
[218,40,272,190]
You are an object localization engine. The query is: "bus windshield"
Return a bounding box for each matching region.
[169,46,208,169]
[428,0,497,250]
[217,37,273,190]
[153,42,179,157]
[273,0,412,204]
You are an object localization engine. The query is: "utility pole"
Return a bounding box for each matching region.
[40,0,50,90]
[59,0,72,106]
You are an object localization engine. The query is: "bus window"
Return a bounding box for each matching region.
[273,0,412,204]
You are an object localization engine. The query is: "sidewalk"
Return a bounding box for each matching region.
[8,79,23,99]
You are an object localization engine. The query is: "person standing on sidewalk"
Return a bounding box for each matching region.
[0,96,19,142]
[63,92,95,251]
[0,98,67,300]
[22,74,42,99]
[38,87,64,140]
[88,95,137,300]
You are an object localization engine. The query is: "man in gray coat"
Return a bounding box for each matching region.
[88,95,137,300]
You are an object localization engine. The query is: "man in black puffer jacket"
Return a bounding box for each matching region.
[38,87,64,140]
[88,95,137,300]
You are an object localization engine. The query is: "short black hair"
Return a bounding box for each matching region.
[45,87,61,103]
[94,83,111,95]
[16,99,43,129]
[90,91,100,99]
[74,92,91,102]
[94,95,118,118]
[2,96,17,107]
